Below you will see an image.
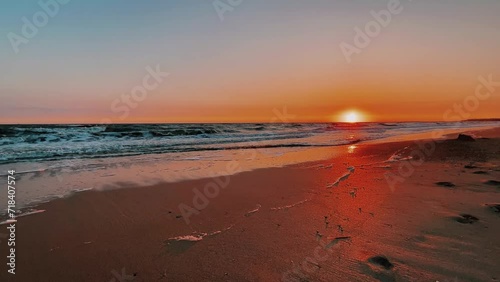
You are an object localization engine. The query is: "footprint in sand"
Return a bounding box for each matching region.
[455,214,479,224]
[483,180,500,187]
[367,256,394,270]
[362,256,396,282]
[484,204,500,214]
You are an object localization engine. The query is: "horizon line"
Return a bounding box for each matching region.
[1,118,500,126]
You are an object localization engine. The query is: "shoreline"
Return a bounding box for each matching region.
[1,124,498,212]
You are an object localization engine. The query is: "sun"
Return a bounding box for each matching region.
[339,110,365,123]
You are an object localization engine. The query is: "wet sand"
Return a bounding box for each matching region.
[1,128,500,281]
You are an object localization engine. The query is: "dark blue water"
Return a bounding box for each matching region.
[1,121,498,164]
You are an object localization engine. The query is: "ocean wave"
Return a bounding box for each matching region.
[1,121,499,164]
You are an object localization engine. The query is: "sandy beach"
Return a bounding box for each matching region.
[0,127,499,281]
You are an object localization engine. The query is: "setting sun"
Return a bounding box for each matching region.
[339,110,365,123]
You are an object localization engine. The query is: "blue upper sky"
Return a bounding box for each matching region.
[1,0,500,123]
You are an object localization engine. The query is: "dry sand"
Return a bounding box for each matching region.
[1,128,499,281]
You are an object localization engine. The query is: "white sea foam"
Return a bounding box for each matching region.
[271,199,310,211]
[0,209,46,225]
[327,166,355,188]
[245,204,262,217]
[0,219,17,225]
[17,209,46,218]
[167,235,205,242]
[166,225,234,243]
[386,146,413,162]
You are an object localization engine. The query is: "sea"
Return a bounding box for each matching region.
[0,121,499,212]
[2,121,499,164]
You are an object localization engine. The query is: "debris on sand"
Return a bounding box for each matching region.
[368,256,394,270]
[315,231,323,240]
[435,182,456,188]
[337,225,344,234]
[456,214,479,224]
[349,188,358,198]
[473,171,489,175]
[457,134,475,142]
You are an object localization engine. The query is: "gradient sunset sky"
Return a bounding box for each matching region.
[1,0,499,124]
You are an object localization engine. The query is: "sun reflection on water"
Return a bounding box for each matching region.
[348,145,357,154]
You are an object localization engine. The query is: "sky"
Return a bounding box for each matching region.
[1,0,499,124]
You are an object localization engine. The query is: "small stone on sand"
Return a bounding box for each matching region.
[435,182,456,188]
[457,134,475,142]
